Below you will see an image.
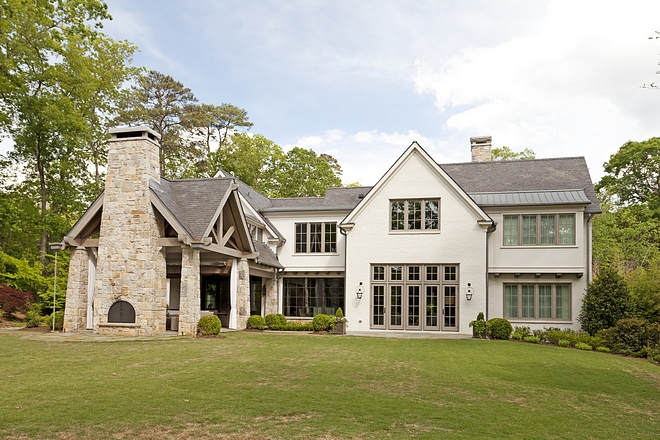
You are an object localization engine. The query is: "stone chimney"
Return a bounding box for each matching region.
[470,136,492,162]
[93,126,167,336]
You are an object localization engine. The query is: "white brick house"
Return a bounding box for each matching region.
[60,127,599,336]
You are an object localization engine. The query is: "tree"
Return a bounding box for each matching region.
[115,70,200,177]
[207,133,283,192]
[0,0,137,266]
[579,267,631,335]
[596,138,660,212]
[627,263,660,324]
[491,146,536,161]
[273,147,343,198]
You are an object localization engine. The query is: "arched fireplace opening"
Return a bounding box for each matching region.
[108,301,136,323]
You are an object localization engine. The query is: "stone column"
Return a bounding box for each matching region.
[178,247,200,336]
[264,277,278,316]
[236,258,250,329]
[63,247,89,332]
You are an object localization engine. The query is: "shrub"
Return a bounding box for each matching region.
[558,339,571,347]
[197,315,222,335]
[282,322,314,331]
[0,283,33,315]
[513,326,531,338]
[47,311,64,331]
[579,267,630,335]
[312,314,335,332]
[524,335,541,343]
[247,315,266,330]
[646,347,660,365]
[25,309,42,328]
[599,318,659,357]
[532,329,547,342]
[511,333,523,340]
[469,313,487,338]
[575,342,593,351]
[596,346,611,353]
[487,318,512,340]
[265,314,286,329]
[545,328,565,345]
[335,307,346,321]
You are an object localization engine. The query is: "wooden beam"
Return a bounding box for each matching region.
[64,237,99,248]
[158,238,181,247]
[221,225,235,246]
[205,242,258,259]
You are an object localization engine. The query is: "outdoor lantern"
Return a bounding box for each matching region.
[465,283,474,301]
[356,282,364,300]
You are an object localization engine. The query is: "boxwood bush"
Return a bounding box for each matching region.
[247,315,266,330]
[487,318,512,340]
[197,315,221,335]
[312,314,335,332]
[265,313,286,329]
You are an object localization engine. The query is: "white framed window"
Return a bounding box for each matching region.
[390,199,439,231]
[503,214,575,246]
[504,283,571,321]
[295,222,337,253]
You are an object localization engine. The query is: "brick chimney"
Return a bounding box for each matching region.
[470,136,492,162]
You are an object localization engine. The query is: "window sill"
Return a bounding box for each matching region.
[500,245,578,249]
[292,252,340,256]
[389,230,441,235]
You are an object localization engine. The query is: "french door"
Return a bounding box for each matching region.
[371,264,458,331]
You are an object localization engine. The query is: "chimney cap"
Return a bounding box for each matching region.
[109,125,161,141]
[470,136,492,144]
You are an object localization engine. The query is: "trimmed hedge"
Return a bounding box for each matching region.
[265,313,286,329]
[312,314,335,332]
[487,318,512,340]
[197,315,221,335]
[247,315,266,330]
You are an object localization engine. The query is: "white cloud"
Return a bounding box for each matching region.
[414,0,660,181]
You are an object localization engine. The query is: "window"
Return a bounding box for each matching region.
[504,283,571,321]
[503,214,575,246]
[283,277,344,317]
[295,222,337,253]
[390,199,440,231]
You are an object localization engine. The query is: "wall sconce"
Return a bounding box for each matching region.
[465,283,474,301]
[356,282,364,300]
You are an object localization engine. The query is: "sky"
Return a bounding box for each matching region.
[37,1,660,185]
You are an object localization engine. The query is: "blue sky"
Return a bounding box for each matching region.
[98,1,660,185]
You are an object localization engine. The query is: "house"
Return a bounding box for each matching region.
[59,126,599,336]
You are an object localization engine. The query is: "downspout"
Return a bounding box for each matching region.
[485,222,497,321]
[339,225,348,305]
[586,213,593,284]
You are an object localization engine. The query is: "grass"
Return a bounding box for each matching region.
[0,331,659,439]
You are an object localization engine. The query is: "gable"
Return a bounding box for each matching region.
[342,142,491,227]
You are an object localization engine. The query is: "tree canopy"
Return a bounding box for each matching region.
[596,137,660,212]
[491,146,535,161]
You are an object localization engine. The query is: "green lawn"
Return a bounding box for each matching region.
[1,331,659,439]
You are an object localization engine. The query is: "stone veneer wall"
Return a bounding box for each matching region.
[236,258,250,329]
[63,247,89,332]
[179,247,200,336]
[92,133,167,336]
[264,278,278,316]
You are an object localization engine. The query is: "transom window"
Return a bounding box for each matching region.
[503,214,575,246]
[295,222,337,253]
[504,283,571,321]
[390,199,439,231]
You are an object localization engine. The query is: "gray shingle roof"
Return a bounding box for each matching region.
[150,178,234,240]
[254,241,284,269]
[440,157,601,214]
[262,186,371,212]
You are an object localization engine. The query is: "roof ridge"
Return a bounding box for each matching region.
[469,188,586,194]
[442,156,586,166]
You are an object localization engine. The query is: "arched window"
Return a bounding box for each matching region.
[108,301,136,323]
